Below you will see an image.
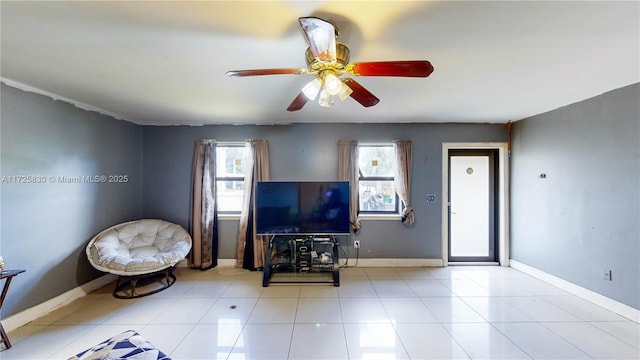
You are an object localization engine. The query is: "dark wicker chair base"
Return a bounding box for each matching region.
[113,267,177,299]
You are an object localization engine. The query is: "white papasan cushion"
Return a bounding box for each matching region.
[87,219,192,275]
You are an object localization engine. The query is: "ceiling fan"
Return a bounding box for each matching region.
[226,17,434,111]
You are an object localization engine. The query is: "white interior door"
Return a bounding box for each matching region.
[448,151,496,262]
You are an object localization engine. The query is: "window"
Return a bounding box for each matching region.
[358,144,398,214]
[215,144,246,213]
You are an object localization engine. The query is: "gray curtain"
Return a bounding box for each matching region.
[190,139,217,269]
[236,139,270,269]
[338,140,361,232]
[394,140,414,225]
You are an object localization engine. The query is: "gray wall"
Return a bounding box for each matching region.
[4,79,637,318]
[142,123,508,259]
[510,83,639,309]
[1,84,143,316]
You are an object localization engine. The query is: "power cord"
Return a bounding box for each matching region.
[339,242,359,268]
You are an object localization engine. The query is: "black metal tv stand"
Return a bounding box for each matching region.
[262,235,340,287]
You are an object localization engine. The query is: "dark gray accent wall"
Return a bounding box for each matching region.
[1,84,143,317]
[510,83,639,309]
[142,123,507,259]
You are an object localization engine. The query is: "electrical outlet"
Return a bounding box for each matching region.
[602,269,612,281]
[354,240,360,249]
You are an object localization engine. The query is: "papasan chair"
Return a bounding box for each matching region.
[86,219,192,298]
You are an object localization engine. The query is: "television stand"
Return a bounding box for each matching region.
[262,235,340,287]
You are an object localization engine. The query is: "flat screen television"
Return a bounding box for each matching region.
[256,181,350,235]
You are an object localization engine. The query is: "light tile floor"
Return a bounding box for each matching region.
[3,266,639,359]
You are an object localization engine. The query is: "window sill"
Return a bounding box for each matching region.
[218,213,241,220]
[359,214,402,221]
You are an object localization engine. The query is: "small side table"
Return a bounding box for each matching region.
[0,269,25,350]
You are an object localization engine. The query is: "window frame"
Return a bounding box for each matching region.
[357,143,400,216]
[215,143,246,215]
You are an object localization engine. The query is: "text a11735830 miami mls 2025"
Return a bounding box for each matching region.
[1,174,129,184]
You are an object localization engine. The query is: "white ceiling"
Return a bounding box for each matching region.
[1,1,638,126]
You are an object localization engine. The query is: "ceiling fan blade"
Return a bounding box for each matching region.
[287,92,308,112]
[346,60,434,77]
[226,68,305,77]
[298,17,337,62]
[342,78,380,107]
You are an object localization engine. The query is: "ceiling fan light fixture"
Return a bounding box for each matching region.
[324,72,342,96]
[338,82,353,101]
[226,16,434,112]
[318,88,332,108]
[302,78,322,100]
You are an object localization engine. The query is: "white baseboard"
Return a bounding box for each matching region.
[176,259,238,268]
[216,258,444,268]
[3,260,239,332]
[2,274,117,332]
[343,258,444,267]
[216,259,238,267]
[510,259,639,323]
[215,258,444,268]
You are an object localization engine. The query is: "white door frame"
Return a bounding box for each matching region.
[441,142,510,266]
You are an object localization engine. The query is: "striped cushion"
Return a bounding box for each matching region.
[70,330,170,360]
